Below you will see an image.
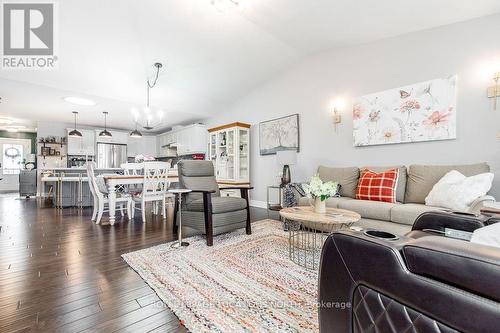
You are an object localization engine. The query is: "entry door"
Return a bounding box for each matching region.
[0,138,31,192]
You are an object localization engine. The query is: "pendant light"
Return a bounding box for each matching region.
[129,117,143,138]
[68,111,83,137]
[129,127,143,138]
[133,62,165,131]
[99,111,112,137]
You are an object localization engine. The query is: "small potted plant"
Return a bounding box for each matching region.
[303,175,339,214]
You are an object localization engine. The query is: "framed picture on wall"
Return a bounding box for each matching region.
[353,75,457,147]
[41,147,50,156]
[259,114,300,155]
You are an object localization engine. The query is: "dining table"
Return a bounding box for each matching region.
[102,173,179,225]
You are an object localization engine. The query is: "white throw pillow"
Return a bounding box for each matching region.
[425,170,494,212]
[471,223,500,249]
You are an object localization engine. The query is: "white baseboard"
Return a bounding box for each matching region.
[249,200,267,209]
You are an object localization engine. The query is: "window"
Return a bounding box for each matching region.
[3,144,23,175]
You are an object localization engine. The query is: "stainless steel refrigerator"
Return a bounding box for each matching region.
[96,143,127,169]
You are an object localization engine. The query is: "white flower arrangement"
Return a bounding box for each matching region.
[303,175,339,201]
[134,154,156,163]
[134,154,145,163]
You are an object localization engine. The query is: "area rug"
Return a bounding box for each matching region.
[122,219,319,333]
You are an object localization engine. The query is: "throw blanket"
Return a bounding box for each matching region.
[95,174,128,194]
[95,175,109,194]
[282,182,341,208]
[282,183,306,207]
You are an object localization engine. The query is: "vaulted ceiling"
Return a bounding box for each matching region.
[1,0,500,133]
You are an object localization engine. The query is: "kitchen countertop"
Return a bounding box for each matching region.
[40,167,178,176]
[40,167,123,171]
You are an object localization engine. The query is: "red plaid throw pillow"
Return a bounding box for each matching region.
[356,168,399,203]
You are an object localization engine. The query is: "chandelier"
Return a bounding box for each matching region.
[130,62,164,137]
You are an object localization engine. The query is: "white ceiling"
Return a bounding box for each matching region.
[1,0,500,133]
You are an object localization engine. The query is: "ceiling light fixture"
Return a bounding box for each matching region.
[130,109,142,138]
[68,111,83,138]
[99,111,112,137]
[129,128,143,138]
[129,108,143,138]
[64,96,97,106]
[132,62,165,133]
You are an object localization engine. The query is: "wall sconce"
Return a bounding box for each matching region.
[333,108,341,133]
[331,99,345,132]
[488,72,500,110]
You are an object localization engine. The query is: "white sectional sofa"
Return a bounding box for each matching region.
[298,163,495,234]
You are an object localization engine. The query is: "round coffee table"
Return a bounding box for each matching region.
[280,206,361,270]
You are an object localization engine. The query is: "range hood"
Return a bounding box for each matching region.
[162,142,178,148]
[161,143,177,157]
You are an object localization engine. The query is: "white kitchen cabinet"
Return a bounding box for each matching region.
[95,130,128,144]
[190,125,209,153]
[156,133,168,157]
[143,136,157,157]
[166,133,174,145]
[67,129,95,155]
[208,122,250,184]
[156,135,162,157]
[128,135,157,157]
[176,130,188,156]
[156,124,207,157]
[82,130,95,155]
[127,137,140,157]
[179,124,207,155]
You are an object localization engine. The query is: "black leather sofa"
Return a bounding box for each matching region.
[318,212,500,333]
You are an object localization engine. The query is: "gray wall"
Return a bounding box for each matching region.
[206,14,500,204]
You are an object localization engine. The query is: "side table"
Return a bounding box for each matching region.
[266,185,283,213]
[267,185,288,229]
[168,188,192,248]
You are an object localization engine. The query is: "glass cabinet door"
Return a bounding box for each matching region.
[210,133,216,162]
[217,131,227,179]
[238,128,249,181]
[226,130,235,180]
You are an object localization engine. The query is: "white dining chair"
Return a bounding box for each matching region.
[120,162,144,196]
[121,163,144,176]
[87,162,133,224]
[131,161,173,223]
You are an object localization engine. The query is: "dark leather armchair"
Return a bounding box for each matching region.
[173,160,252,246]
[407,210,499,239]
[318,216,500,332]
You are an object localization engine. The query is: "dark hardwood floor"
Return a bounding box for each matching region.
[0,193,271,333]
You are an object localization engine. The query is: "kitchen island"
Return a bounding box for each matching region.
[40,167,123,208]
[40,167,179,208]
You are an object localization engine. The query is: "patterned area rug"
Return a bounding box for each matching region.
[122,219,319,333]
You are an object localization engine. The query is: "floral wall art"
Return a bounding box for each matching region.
[352,76,457,147]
